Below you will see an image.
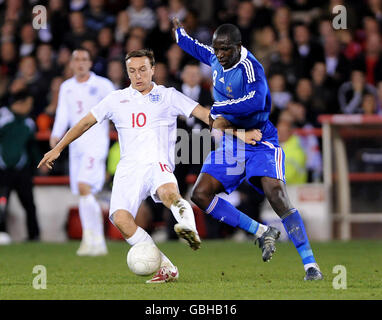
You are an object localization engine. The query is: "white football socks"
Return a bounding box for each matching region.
[170,198,197,232]
[126,226,174,269]
[79,194,106,246]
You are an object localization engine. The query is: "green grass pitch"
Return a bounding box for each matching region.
[1,240,381,300]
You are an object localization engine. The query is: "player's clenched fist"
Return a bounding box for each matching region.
[37,149,61,170]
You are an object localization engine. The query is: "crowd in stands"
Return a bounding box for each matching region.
[2,0,382,240]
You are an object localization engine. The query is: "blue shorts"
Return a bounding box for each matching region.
[201,135,286,195]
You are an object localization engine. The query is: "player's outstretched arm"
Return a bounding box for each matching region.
[37,112,97,169]
[172,18,214,66]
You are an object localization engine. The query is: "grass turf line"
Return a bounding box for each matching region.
[0,240,381,300]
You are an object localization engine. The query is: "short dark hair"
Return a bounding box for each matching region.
[72,47,93,61]
[213,24,242,44]
[125,49,155,67]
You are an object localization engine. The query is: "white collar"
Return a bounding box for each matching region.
[74,71,95,84]
[128,82,158,96]
[223,47,248,72]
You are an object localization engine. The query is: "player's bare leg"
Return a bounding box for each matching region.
[112,209,179,283]
[77,182,107,256]
[157,183,201,250]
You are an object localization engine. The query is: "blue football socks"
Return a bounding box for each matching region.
[206,196,266,237]
[282,209,316,268]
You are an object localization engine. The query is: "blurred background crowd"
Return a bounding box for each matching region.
[1,0,382,242]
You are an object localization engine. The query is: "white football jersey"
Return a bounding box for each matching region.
[91,82,198,169]
[51,72,115,157]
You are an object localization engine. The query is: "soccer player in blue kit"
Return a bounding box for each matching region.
[173,18,323,280]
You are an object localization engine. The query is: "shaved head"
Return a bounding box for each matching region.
[213,24,242,45]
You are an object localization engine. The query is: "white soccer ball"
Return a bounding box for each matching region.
[0,232,11,245]
[127,242,161,276]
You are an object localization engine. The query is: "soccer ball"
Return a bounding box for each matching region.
[127,242,161,276]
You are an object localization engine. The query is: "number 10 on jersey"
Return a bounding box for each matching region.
[132,112,147,127]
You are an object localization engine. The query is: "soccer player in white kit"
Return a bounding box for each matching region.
[39,49,262,283]
[50,48,115,256]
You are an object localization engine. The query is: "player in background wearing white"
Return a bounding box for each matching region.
[50,48,115,256]
[39,49,262,283]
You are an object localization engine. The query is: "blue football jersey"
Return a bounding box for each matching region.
[175,27,278,145]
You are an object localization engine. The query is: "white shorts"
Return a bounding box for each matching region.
[109,161,178,221]
[69,152,106,195]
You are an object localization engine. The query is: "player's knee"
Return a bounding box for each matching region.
[112,210,134,228]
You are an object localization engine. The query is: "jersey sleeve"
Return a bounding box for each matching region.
[210,59,267,117]
[90,93,113,124]
[169,88,199,118]
[51,84,70,139]
[175,27,214,66]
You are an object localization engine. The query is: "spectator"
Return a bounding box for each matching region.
[145,4,173,63]
[63,11,94,50]
[376,80,382,113]
[45,0,70,50]
[107,59,126,89]
[0,41,18,78]
[180,62,213,109]
[18,23,37,57]
[15,56,50,118]
[81,39,108,77]
[277,116,307,185]
[268,37,298,91]
[97,27,122,60]
[361,93,378,114]
[152,61,178,88]
[168,0,188,22]
[127,0,156,31]
[182,8,211,45]
[166,43,184,84]
[251,25,277,73]
[124,35,144,57]
[268,73,292,124]
[56,46,72,75]
[114,10,130,44]
[311,61,338,114]
[0,90,41,242]
[293,22,325,79]
[69,0,87,11]
[323,33,351,87]
[40,76,64,127]
[353,32,382,85]
[1,19,17,43]
[36,43,59,85]
[286,101,323,182]
[272,6,292,40]
[84,0,115,32]
[294,78,319,126]
[230,0,256,48]
[338,69,378,114]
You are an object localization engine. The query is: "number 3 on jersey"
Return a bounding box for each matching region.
[132,112,147,128]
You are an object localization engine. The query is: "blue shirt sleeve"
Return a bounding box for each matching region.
[210,60,267,117]
[175,28,214,66]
